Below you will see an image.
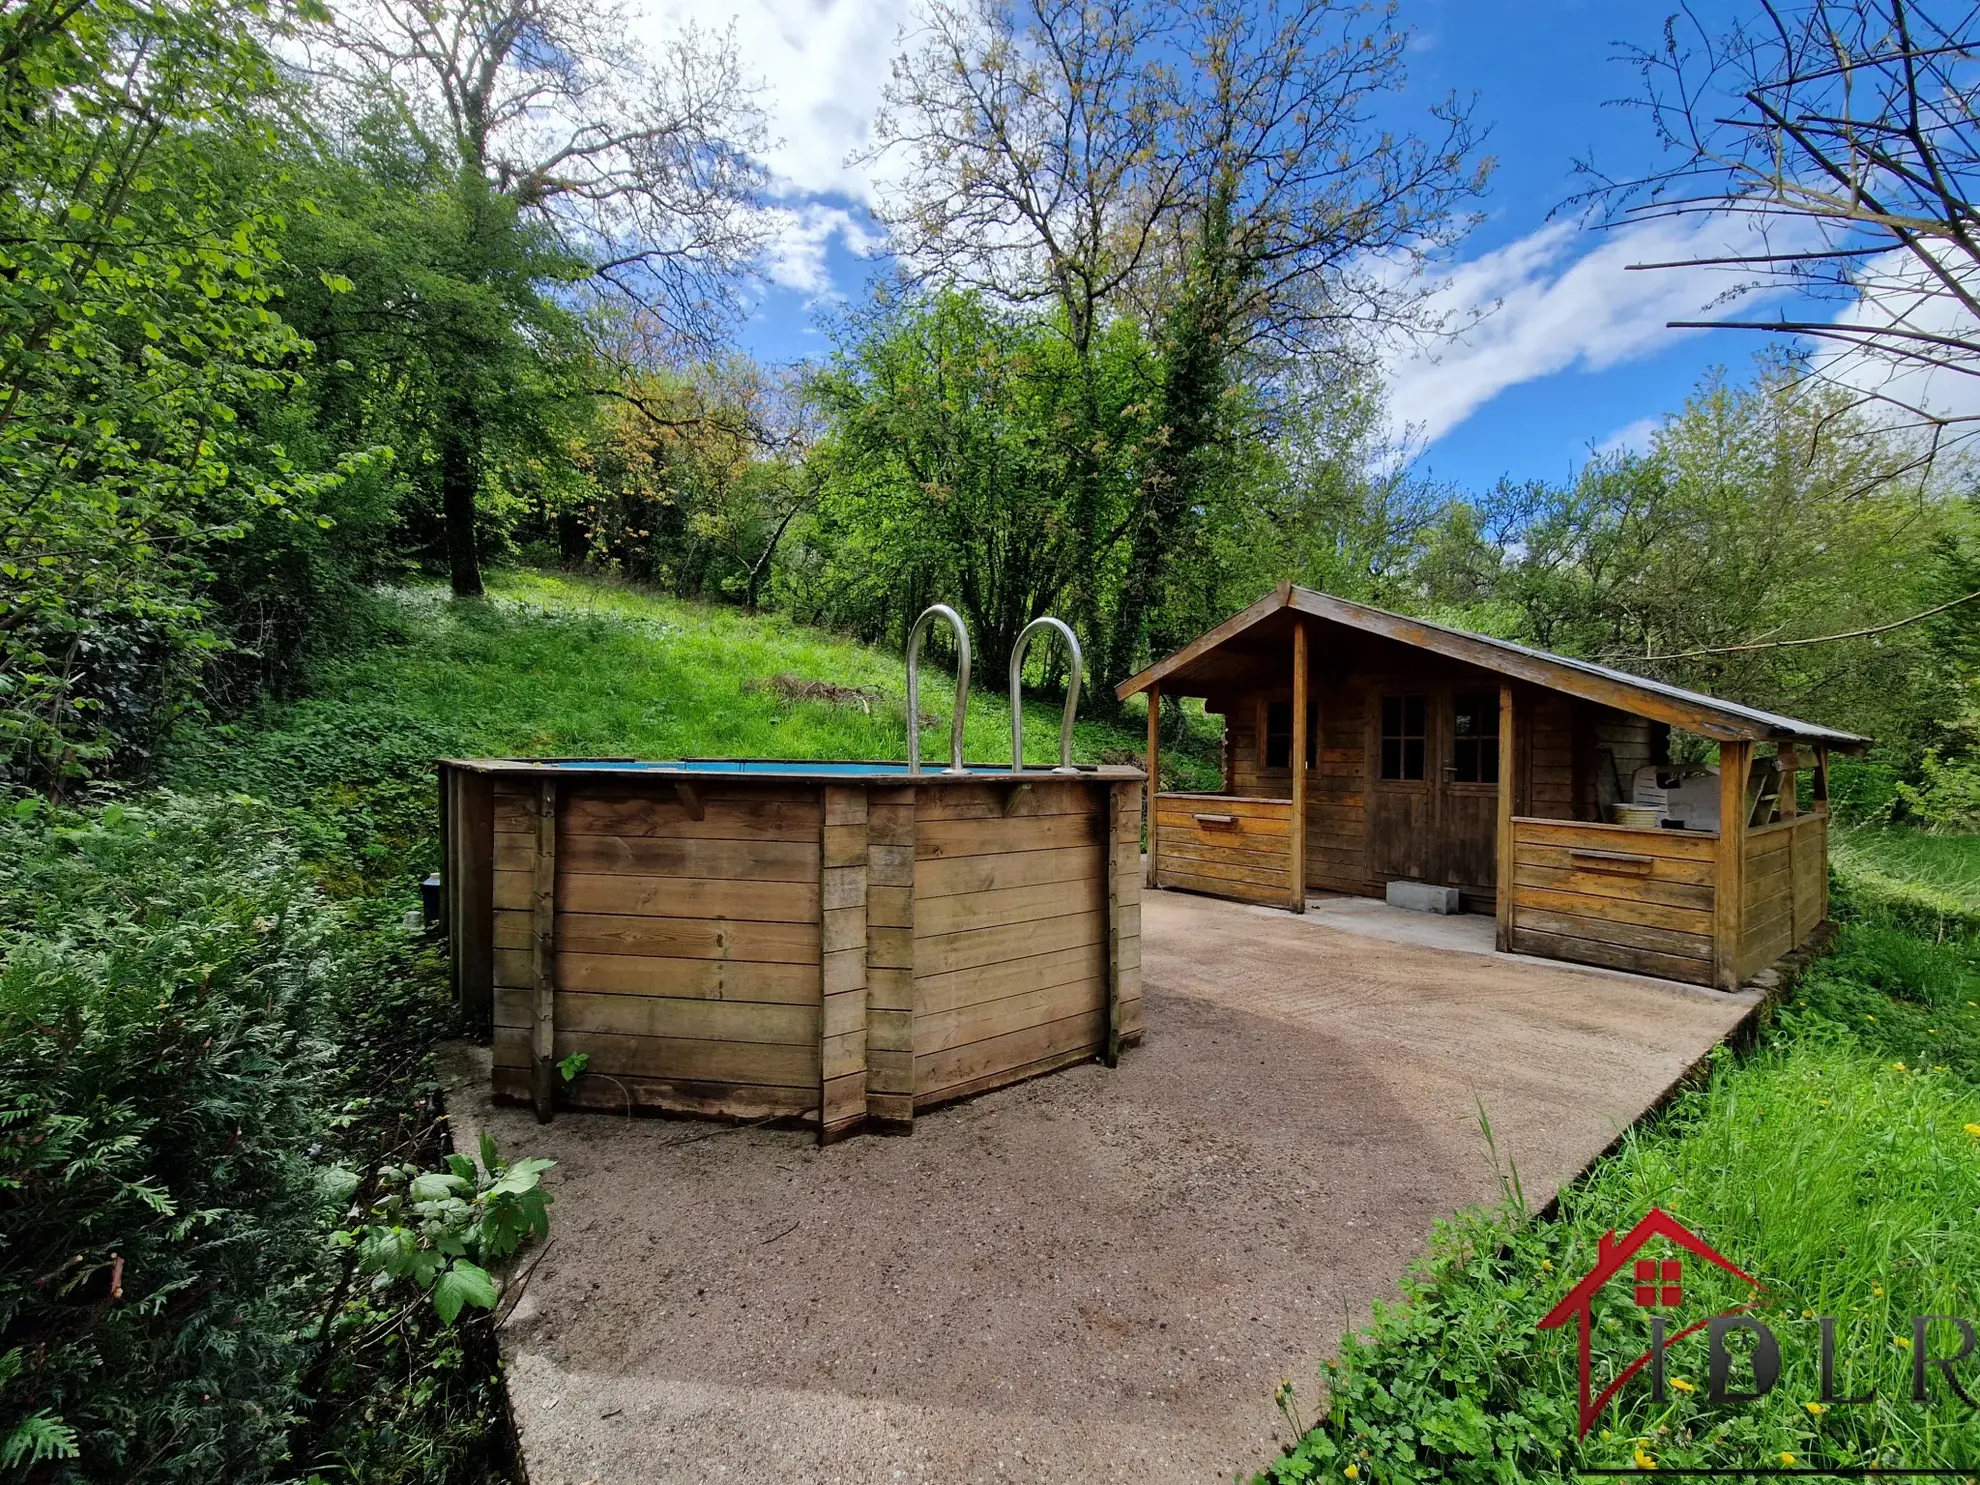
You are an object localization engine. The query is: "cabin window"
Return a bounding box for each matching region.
[1451,691,1501,783]
[1264,701,1319,770]
[1379,694,1427,780]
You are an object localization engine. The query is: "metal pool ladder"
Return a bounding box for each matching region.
[1009,616,1083,774]
[906,603,972,775]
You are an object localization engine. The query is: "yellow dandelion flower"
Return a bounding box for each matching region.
[1601,1430,1612,1441]
[1806,1401,1827,1415]
[1668,1377,1696,1393]
[1781,1453,1797,1468]
[1635,1445,1658,1469]
[1897,1335,1913,1350]
[1965,1123,1980,1138]
[1873,1284,1886,1297]
[1344,1467,1359,1481]
[1541,1259,1553,1272]
[1867,1014,1877,1021]
[1893,1061,1907,1071]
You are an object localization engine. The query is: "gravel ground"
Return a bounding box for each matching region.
[444,889,1757,1485]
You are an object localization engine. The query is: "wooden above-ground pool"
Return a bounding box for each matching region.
[439,758,1145,1141]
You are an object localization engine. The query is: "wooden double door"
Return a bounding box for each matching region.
[1367,683,1502,903]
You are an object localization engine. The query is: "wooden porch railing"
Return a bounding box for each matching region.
[1149,793,1294,906]
[1505,817,1720,986]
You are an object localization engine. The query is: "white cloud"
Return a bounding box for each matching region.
[761,202,883,299]
[632,0,913,205]
[1817,244,1980,432]
[1381,216,1800,446]
[1593,414,1663,458]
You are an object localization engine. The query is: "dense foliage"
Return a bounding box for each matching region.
[0,797,337,1475]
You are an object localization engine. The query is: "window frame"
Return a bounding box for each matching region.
[1375,691,1429,785]
[1260,696,1319,775]
[1449,689,1502,789]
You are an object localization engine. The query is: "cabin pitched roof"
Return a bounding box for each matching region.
[1114,583,1869,751]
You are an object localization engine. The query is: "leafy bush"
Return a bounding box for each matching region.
[0,794,345,1478]
[1899,745,1980,832]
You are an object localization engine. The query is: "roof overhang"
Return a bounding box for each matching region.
[1116,583,1870,753]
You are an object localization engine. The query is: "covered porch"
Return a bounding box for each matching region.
[1122,583,1864,991]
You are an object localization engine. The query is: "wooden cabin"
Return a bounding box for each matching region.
[1116,583,1867,991]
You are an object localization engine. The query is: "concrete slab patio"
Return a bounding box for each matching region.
[445,888,1759,1485]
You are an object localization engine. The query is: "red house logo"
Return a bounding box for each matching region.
[1538,1208,1763,1437]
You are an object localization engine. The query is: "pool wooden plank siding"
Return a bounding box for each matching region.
[911,780,1108,1111]
[447,760,1146,1141]
[488,778,826,1121]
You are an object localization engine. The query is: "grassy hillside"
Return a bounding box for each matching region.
[170,570,1215,898]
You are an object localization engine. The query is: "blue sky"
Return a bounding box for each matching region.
[643,0,1793,496]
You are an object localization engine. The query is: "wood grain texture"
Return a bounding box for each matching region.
[493,1026,820,1089]
[492,1066,814,1121]
[446,768,495,1030]
[1146,684,1161,887]
[1289,617,1308,912]
[493,948,819,1003]
[819,784,868,1142]
[1148,794,1293,906]
[1715,742,1751,991]
[530,779,557,1120]
[1508,816,1722,988]
[1496,684,1515,951]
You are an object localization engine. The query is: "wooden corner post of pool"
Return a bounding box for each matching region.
[531,777,559,1122]
[1714,740,1752,993]
[1495,683,1516,953]
[820,784,870,1143]
[864,785,916,1131]
[1145,683,1161,889]
[1289,618,1309,912]
[1106,776,1145,1062]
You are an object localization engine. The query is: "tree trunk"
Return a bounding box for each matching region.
[442,412,484,598]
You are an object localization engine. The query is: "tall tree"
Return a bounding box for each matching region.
[1584,0,1980,469]
[309,0,767,594]
[866,0,1490,684]
[0,0,365,789]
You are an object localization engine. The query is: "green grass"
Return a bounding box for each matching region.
[168,569,1219,896]
[453,569,1193,765]
[1258,851,1980,1483]
[1834,825,1980,934]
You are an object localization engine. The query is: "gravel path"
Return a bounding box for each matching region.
[446,889,1756,1485]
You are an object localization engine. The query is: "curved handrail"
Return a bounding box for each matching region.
[906,603,972,775]
[1009,616,1083,774]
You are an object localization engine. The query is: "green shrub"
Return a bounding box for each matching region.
[0,794,346,1479]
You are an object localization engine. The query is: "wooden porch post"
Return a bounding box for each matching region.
[1145,684,1161,890]
[1289,619,1309,913]
[1777,743,1799,820]
[1812,744,1830,815]
[1496,683,1516,952]
[1714,740,1752,993]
